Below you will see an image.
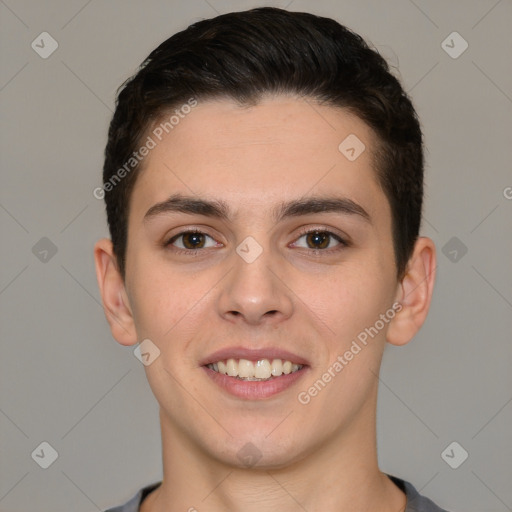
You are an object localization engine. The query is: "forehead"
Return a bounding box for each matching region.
[129,95,387,224]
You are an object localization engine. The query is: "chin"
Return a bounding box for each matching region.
[206,427,313,470]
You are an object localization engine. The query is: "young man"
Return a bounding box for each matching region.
[94,7,446,512]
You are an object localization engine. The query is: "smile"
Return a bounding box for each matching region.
[206,358,303,381]
[201,346,309,399]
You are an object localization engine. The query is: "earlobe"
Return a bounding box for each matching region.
[93,238,138,346]
[386,237,436,346]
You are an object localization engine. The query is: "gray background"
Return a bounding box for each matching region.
[0,0,511,511]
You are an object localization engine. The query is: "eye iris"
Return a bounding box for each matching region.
[306,231,329,249]
[183,232,205,249]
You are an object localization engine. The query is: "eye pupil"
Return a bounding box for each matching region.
[307,231,329,249]
[183,232,205,249]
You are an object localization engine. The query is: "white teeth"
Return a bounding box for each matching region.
[254,359,271,379]
[226,358,238,377]
[238,359,254,378]
[270,359,282,376]
[207,358,303,380]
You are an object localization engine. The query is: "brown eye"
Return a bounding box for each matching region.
[306,231,330,249]
[167,231,217,250]
[293,229,349,252]
[181,232,206,249]
[293,230,346,251]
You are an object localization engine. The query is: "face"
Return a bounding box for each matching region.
[122,96,401,467]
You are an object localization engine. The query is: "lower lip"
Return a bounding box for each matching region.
[203,366,308,400]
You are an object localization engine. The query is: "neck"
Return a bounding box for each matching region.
[143,398,406,512]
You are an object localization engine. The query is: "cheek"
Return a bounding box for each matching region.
[125,253,200,341]
[126,255,228,362]
[311,264,394,342]
[295,267,394,414]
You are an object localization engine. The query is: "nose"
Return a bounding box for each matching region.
[216,244,294,326]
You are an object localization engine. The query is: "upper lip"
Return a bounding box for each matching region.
[200,346,310,367]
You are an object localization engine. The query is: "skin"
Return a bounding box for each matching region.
[95,95,436,512]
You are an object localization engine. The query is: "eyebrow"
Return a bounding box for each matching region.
[143,193,371,224]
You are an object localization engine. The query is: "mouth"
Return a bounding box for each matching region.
[206,358,303,381]
[201,347,309,400]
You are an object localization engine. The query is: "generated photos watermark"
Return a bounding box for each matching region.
[93,97,198,200]
[298,302,403,405]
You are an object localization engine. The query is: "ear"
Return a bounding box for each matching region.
[387,237,436,346]
[94,238,138,346]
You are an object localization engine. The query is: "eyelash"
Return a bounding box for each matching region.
[164,227,349,256]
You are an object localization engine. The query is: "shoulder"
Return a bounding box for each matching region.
[103,482,162,512]
[103,478,452,512]
[388,475,452,512]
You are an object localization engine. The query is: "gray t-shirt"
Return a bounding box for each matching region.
[104,475,450,511]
